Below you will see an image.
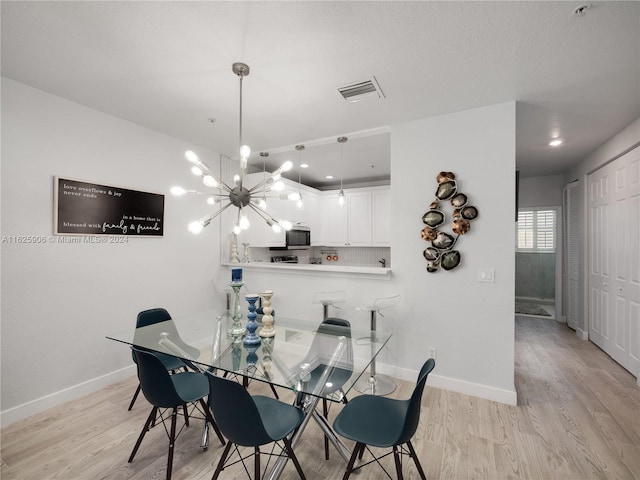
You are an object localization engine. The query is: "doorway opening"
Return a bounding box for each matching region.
[515,208,558,319]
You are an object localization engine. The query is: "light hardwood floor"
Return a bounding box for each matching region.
[2,317,639,479]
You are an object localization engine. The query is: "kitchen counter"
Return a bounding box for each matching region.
[222,262,391,278]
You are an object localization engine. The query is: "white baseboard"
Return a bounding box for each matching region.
[3,359,522,428]
[0,365,136,428]
[576,327,589,340]
[377,363,518,406]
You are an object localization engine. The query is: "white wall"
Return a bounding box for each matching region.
[244,102,518,404]
[391,102,516,401]
[518,174,564,208]
[1,79,226,425]
[566,118,640,181]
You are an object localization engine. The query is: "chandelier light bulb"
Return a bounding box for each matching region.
[258,197,267,210]
[240,144,251,160]
[170,186,187,196]
[280,160,293,172]
[279,220,293,231]
[188,220,204,234]
[239,214,250,230]
[288,192,302,202]
[233,174,241,186]
[191,166,203,176]
[202,175,218,187]
[272,180,285,191]
[296,199,304,209]
[185,150,199,164]
[232,224,242,235]
[271,223,282,233]
[338,189,345,206]
[206,197,219,205]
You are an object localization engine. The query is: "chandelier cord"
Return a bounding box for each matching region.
[239,73,244,153]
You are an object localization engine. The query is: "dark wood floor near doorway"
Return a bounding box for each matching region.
[2,317,639,479]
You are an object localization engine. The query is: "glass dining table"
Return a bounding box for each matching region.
[107,308,392,480]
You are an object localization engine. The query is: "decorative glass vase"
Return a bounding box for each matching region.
[243,294,261,346]
[229,281,246,337]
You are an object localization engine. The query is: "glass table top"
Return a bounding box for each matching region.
[107,309,392,402]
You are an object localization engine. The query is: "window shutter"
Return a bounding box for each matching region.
[517,209,556,252]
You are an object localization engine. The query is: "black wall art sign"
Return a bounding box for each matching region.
[54,177,164,236]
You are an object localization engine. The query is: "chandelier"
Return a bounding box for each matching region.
[171,62,296,235]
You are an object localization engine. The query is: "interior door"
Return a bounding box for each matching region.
[588,146,640,377]
[589,165,611,351]
[612,148,639,377]
[563,181,581,331]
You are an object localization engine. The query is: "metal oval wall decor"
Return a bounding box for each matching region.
[421,171,479,272]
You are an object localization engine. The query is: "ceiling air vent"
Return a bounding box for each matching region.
[338,77,385,103]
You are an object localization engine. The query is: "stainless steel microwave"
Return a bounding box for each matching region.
[271,224,310,250]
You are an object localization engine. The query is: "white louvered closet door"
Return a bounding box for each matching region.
[563,181,581,331]
[588,146,640,378]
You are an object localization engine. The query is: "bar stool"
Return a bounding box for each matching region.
[312,290,347,320]
[354,295,400,396]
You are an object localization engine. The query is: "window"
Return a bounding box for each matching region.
[517,209,556,251]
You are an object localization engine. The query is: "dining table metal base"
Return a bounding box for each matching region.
[265,390,352,480]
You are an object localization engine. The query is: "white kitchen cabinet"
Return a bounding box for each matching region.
[321,187,389,246]
[346,190,372,245]
[302,192,322,245]
[372,189,392,246]
[263,192,288,247]
[322,193,348,245]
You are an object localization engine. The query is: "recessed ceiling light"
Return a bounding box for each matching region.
[325,175,334,179]
[300,163,309,169]
[549,139,563,147]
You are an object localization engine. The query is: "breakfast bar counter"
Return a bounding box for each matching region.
[222,262,392,279]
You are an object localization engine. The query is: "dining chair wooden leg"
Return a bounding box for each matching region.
[283,437,306,480]
[129,406,158,462]
[211,441,233,480]
[269,383,280,399]
[342,442,362,480]
[166,407,178,480]
[254,446,260,479]
[393,445,404,480]
[128,384,141,410]
[406,441,427,480]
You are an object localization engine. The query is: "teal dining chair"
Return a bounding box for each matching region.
[332,358,435,480]
[128,307,200,410]
[208,373,307,480]
[128,348,225,480]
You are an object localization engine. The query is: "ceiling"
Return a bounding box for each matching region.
[2,1,638,189]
